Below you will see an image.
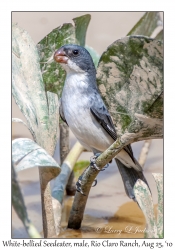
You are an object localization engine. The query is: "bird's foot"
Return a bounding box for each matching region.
[90,155,101,171]
[92,178,97,187]
[76,174,97,195]
[76,175,86,196]
[76,153,111,195]
[90,153,110,171]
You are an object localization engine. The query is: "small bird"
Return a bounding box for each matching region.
[54,44,149,200]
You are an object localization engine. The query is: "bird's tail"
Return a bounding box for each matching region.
[115,159,150,202]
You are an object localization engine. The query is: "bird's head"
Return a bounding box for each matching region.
[54,44,96,75]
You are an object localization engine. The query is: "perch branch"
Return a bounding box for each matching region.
[68,125,163,229]
[68,135,133,229]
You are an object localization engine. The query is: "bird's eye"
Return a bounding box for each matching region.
[72,50,79,56]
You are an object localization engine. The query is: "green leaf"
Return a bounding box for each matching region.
[12,24,61,237]
[127,12,162,37]
[134,180,158,238]
[37,14,93,95]
[85,45,100,68]
[152,173,163,238]
[155,30,163,41]
[73,14,91,47]
[12,138,61,175]
[97,36,163,138]
[12,23,59,156]
[37,23,77,95]
[12,162,41,238]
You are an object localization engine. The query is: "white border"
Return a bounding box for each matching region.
[1,1,174,248]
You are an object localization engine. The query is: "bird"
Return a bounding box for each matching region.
[54,44,149,201]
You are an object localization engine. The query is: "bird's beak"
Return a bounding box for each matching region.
[54,48,68,64]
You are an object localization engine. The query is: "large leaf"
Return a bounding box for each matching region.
[134,180,158,238]
[97,36,163,140]
[152,173,163,238]
[155,30,163,41]
[12,24,59,156]
[37,14,91,96]
[12,162,41,238]
[12,23,60,238]
[127,12,163,37]
[133,174,163,239]
[12,138,61,175]
[37,23,77,95]
[73,14,91,47]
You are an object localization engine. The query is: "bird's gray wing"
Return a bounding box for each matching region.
[90,101,117,141]
[59,99,68,126]
[90,95,135,163]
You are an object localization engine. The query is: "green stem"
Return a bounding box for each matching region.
[52,141,84,233]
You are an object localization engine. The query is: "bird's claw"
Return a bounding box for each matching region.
[100,163,109,171]
[90,154,110,171]
[76,153,110,195]
[76,175,98,195]
[76,176,86,196]
[90,155,101,171]
[92,178,97,187]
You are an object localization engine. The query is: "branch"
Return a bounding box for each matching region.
[68,135,133,229]
[68,126,163,229]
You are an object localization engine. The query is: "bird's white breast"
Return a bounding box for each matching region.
[61,73,114,152]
